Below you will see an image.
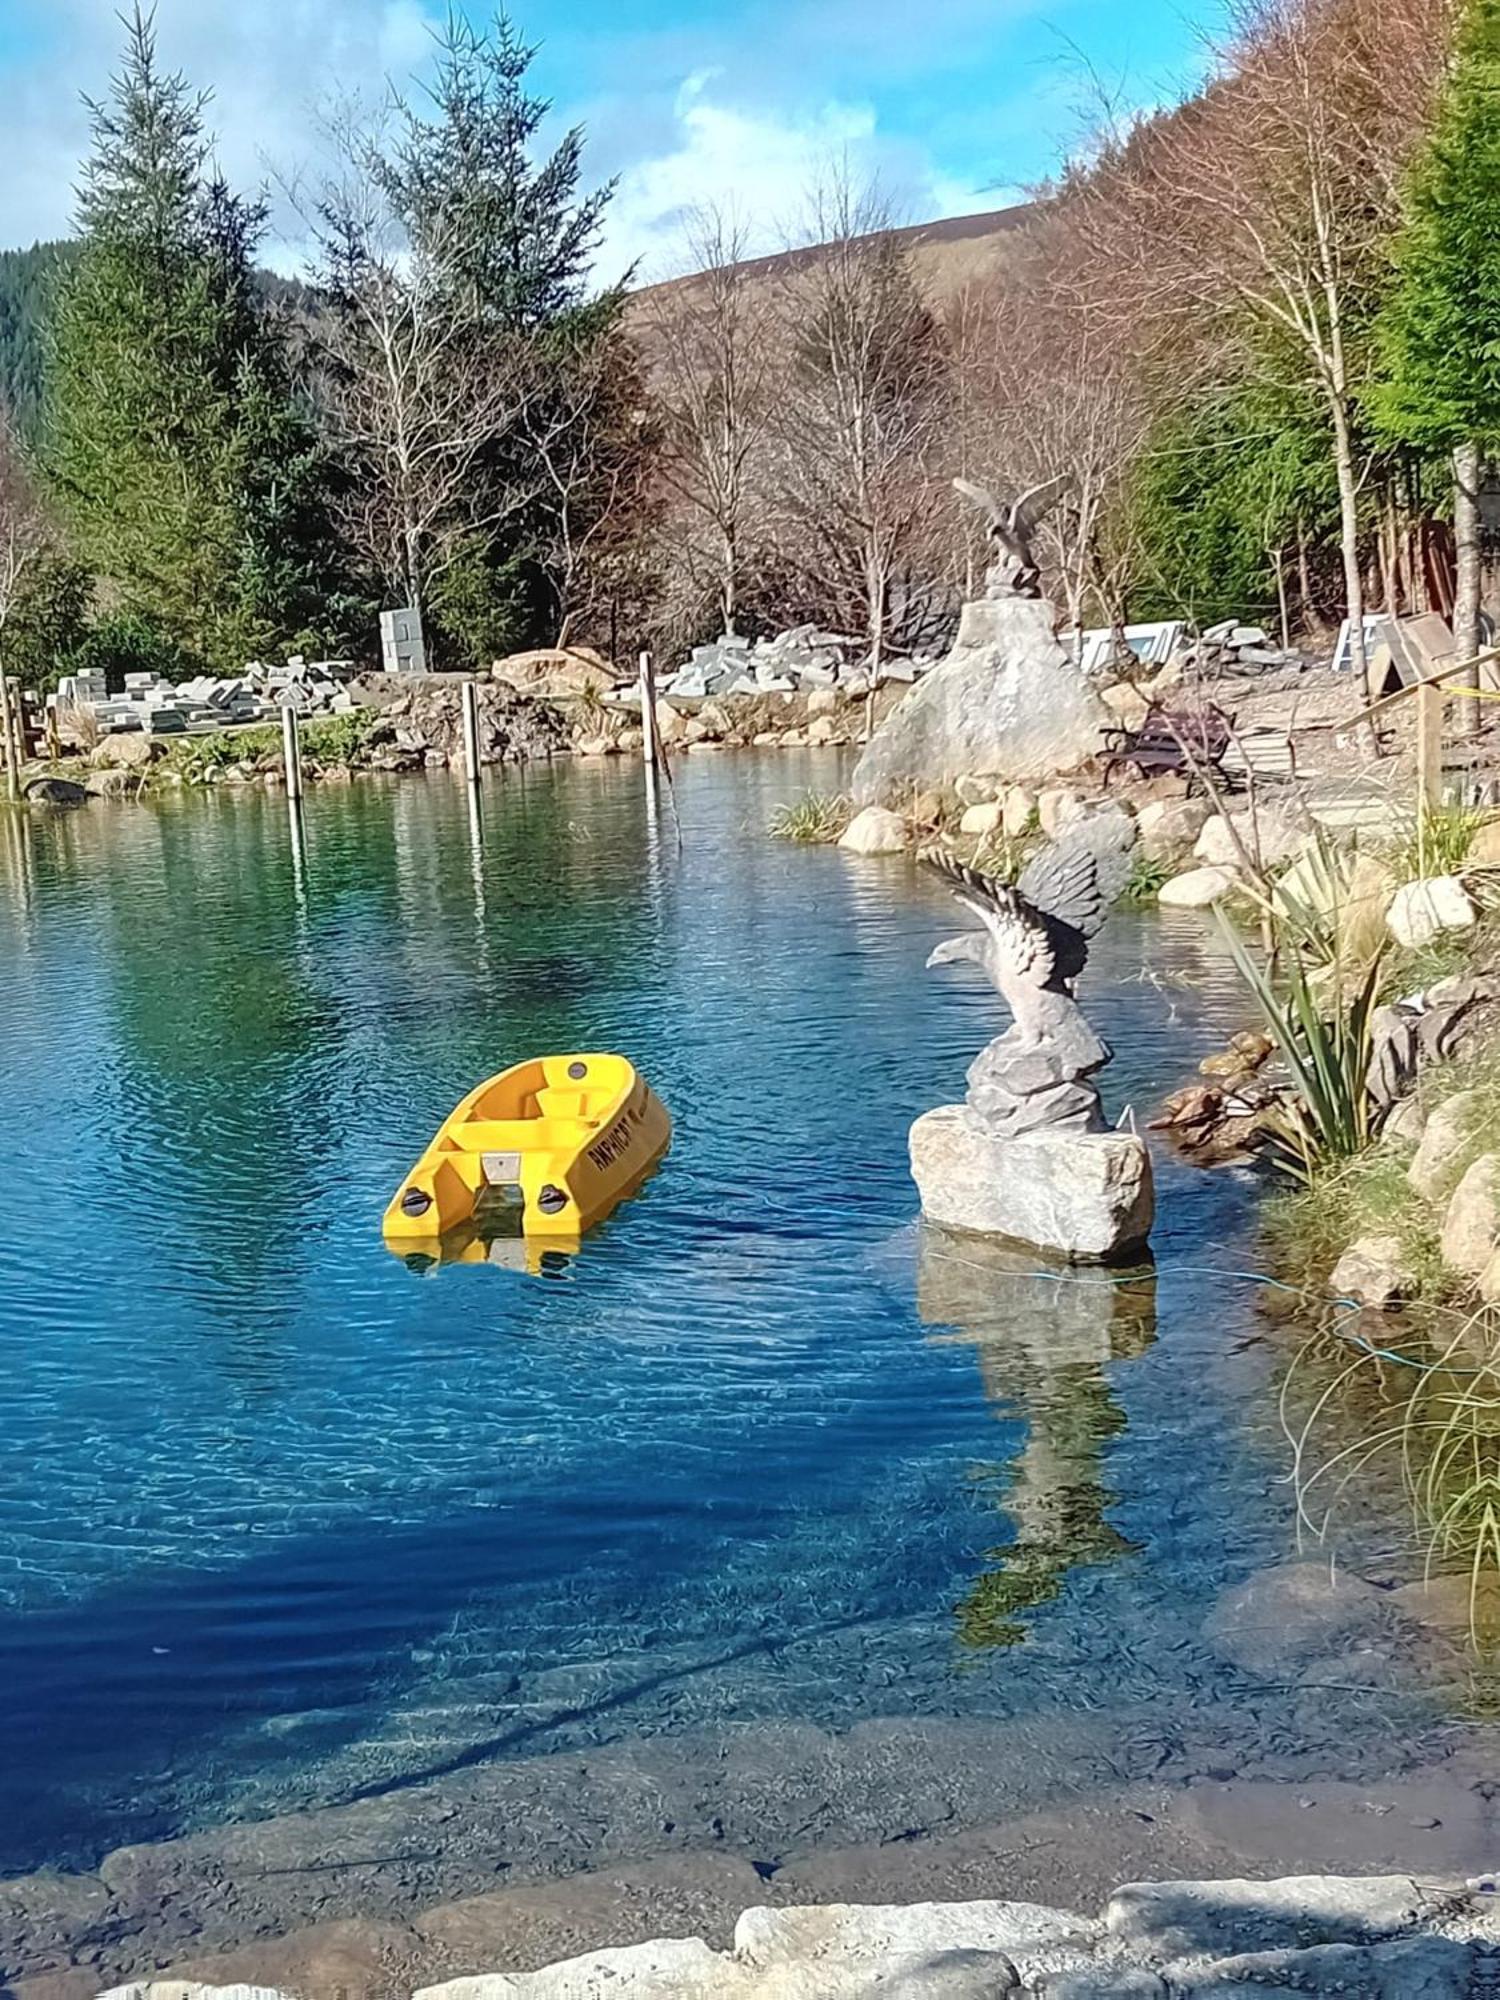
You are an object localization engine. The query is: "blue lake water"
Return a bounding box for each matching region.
[0,754,1454,1888]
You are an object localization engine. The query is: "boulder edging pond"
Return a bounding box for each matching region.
[97,1873,1493,1998]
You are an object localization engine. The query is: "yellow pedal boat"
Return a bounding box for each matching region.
[382,1053,671,1247]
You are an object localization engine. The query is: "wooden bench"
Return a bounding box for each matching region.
[1102,701,1234,788]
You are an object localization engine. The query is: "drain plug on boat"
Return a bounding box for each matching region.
[400,1187,433,1218]
[537,1184,567,1215]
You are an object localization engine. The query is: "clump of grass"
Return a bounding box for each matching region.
[1264,1147,1448,1305]
[1384,802,1488,883]
[160,709,376,784]
[1120,852,1172,906]
[769,790,852,843]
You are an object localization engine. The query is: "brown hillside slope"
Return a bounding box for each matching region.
[630,201,1039,314]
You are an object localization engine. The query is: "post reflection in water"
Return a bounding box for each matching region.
[918,1227,1156,1650]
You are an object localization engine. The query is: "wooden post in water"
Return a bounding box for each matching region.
[638,652,659,769]
[0,672,20,803]
[639,650,661,806]
[462,678,482,790]
[281,702,304,804]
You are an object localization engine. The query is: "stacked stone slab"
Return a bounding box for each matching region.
[55,658,357,737]
[659,625,933,700]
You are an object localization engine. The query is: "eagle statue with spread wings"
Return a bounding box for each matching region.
[954,473,1074,600]
[921,811,1135,1051]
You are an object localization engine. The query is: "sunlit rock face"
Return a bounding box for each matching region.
[851,599,1110,807]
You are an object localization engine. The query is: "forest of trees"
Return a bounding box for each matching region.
[0,0,1496,691]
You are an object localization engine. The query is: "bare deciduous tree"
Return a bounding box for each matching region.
[517,325,659,646]
[947,215,1154,647]
[300,127,534,619]
[1083,0,1448,682]
[766,172,951,672]
[0,416,51,651]
[640,206,775,638]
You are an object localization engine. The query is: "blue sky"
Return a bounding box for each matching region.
[0,0,1225,280]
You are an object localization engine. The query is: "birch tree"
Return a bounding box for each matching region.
[306,142,533,619]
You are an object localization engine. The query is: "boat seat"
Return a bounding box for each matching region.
[535,1087,603,1120]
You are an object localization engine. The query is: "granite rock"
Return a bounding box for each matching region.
[851,599,1110,806]
[909,1109,1154,1262]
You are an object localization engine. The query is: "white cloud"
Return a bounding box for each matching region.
[599,74,1003,288]
[0,0,1016,282]
[600,77,874,286]
[0,0,444,251]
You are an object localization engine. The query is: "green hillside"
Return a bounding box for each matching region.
[0,241,76,436]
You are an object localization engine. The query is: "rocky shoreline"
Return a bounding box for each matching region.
[84,1862,1500,1999]
[16,679,892,808]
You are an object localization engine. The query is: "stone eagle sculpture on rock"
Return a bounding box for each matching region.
[922,811,1135,1050]
[954,472,1074,599]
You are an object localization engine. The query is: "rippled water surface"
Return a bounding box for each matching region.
[0,756,1455,1881]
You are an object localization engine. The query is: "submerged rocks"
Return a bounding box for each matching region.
[850,598,1110,807]
[1200,1563,1408,1679]
[909,1110,1154,1262]
[24,776,89,808]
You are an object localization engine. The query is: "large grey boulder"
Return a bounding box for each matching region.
[851,599,1110,806]
[909,1109,1153,1262]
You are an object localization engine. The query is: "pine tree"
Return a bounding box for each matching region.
[371,9,647,655]
[1372,0,1500,457]
[1372,0,1500,675]
[381,10,617,336]
[47,9,346,673]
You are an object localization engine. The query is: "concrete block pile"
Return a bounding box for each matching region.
[1188,619,1302,672]
[658,626,932,700]
[54,658,357,737]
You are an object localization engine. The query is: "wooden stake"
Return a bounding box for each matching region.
[461,679,482,788]
[0,672,20,803]
[281,703,303,804]
[638,651,659,776]
[1415,680,1443,818]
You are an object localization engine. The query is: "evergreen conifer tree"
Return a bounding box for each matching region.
[48,9,346,673]
[1372,0,1500,457]
[375,10,649,655]
[1372,0,1500,673]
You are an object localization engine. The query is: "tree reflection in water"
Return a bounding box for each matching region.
[1283,1307,1500,1687]
[917,1228,1157,1650]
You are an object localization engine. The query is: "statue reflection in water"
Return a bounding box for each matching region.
[918,1227,1157,1649]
